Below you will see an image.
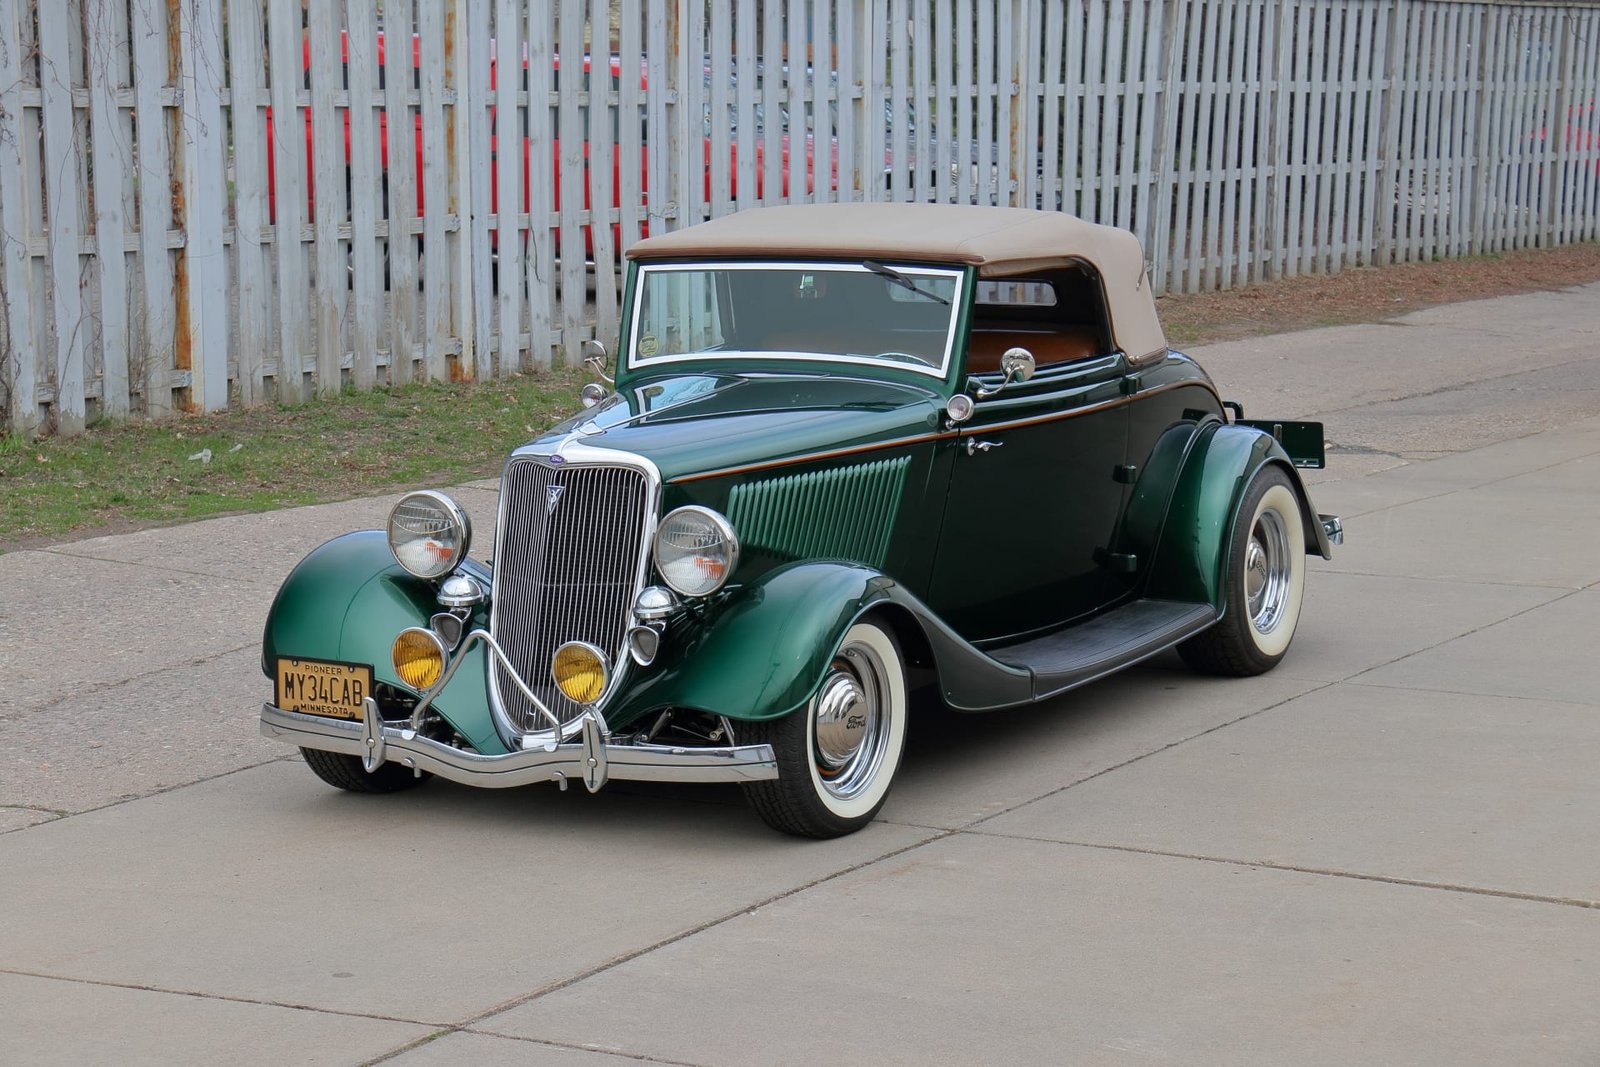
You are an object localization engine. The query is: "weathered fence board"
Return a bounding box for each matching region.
[227,0,269,404]
[527,0,558,365]
[178,0,230,414]
[588,0,620,345]
[85,0,129,418]
[383,0,418,384]
[492,0,523,379]
[4,0,1600,436]
[416,0,452,384]
[0,0,41,435]
[347,0,382,390]
[307,0,346,397]
[265,0,307,403]
[556,1,586,367]
[38,0,86,433]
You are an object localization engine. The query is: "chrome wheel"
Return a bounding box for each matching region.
[1245,507,1292,636]
[812,642,891,803]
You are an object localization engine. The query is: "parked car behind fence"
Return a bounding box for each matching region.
[265,33,825,268]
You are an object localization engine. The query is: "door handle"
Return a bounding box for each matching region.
[965,439,1003,456]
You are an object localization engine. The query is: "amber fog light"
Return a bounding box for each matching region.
[393,627,446,690]
[552,641,608,704]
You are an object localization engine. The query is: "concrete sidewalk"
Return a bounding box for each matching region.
[2,283,1598,1064]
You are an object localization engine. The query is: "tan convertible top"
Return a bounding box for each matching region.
[627,203,1167,362]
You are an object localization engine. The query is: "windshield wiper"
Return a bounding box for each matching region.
[862,259,951,305]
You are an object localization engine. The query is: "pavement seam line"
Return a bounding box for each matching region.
[3,641,261,724]
[364,1029,708,1067]
[0,967,452,1028]
[879,601,1560,838]
[9,753,302,824]
[1340,677,1600,708]
[949,679,1344,834]
[34,545,285,585]
[1316,567,1582,590]
[1310,567,1575,591]
[903,590,1581,841]
[1342,585,1588,686]
[967,835,1600,911]
[1311,355,1600,419]
[0,804,70,835]
[1328,443,1600,521]
[463,1030,709,1066]
[359,828,954,1066]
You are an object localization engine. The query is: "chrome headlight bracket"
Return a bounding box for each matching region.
[437,572,488,609]
[627,623,664,666]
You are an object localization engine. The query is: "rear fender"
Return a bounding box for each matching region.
[606,561,1033,727]
[261,531,505,754]
[1144,423,1331,609]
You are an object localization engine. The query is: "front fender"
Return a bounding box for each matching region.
[1144,423,1331,608]
[606,561,1033,726]
[261,531,505,754]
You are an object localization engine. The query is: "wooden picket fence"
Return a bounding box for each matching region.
[1,0,1598,436]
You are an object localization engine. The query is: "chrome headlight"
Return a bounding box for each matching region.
[387,491,471,580]
[653,506,738,597]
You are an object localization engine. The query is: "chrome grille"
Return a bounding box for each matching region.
[491,458,652,732]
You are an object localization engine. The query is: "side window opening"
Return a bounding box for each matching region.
[966,265,1111,374]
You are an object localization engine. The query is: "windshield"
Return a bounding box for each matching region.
[629,262,964,377]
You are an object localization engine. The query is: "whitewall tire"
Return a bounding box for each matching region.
[1179,466,1306,676]
[741,619,908,837]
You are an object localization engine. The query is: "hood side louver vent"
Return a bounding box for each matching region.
[728,455,910,569]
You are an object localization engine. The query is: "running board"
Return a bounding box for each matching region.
[989,599,1217,701]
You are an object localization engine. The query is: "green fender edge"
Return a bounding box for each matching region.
[607,561,1034,727]
[1138,419,1333,610]
[260,530,507,755]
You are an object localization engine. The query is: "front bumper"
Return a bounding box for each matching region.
[262,698,778,792]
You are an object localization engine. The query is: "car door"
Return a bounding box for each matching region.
[925,347,1133,644]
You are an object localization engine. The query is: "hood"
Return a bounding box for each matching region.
[526,372,945,483]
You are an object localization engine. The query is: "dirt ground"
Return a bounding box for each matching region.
[1157,240,1600,347]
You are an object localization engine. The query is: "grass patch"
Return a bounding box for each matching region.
[0,369,588,551]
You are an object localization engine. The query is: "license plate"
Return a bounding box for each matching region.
[1236,418,1327,469]
[275,657,374,720]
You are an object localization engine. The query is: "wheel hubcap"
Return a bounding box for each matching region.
[811,643,888,801]
[1246,508,1292,634]
[814,671,868,768]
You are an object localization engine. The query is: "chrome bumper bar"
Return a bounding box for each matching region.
[261,699,778,792]
[1319,513,1344,546]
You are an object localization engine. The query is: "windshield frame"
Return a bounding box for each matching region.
[625,260,967,380]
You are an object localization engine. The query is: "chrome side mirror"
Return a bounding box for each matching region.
[971,347,1035,400]
[582,338,614,385]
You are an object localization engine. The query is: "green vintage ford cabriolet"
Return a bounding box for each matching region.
[261,203,1341,837]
